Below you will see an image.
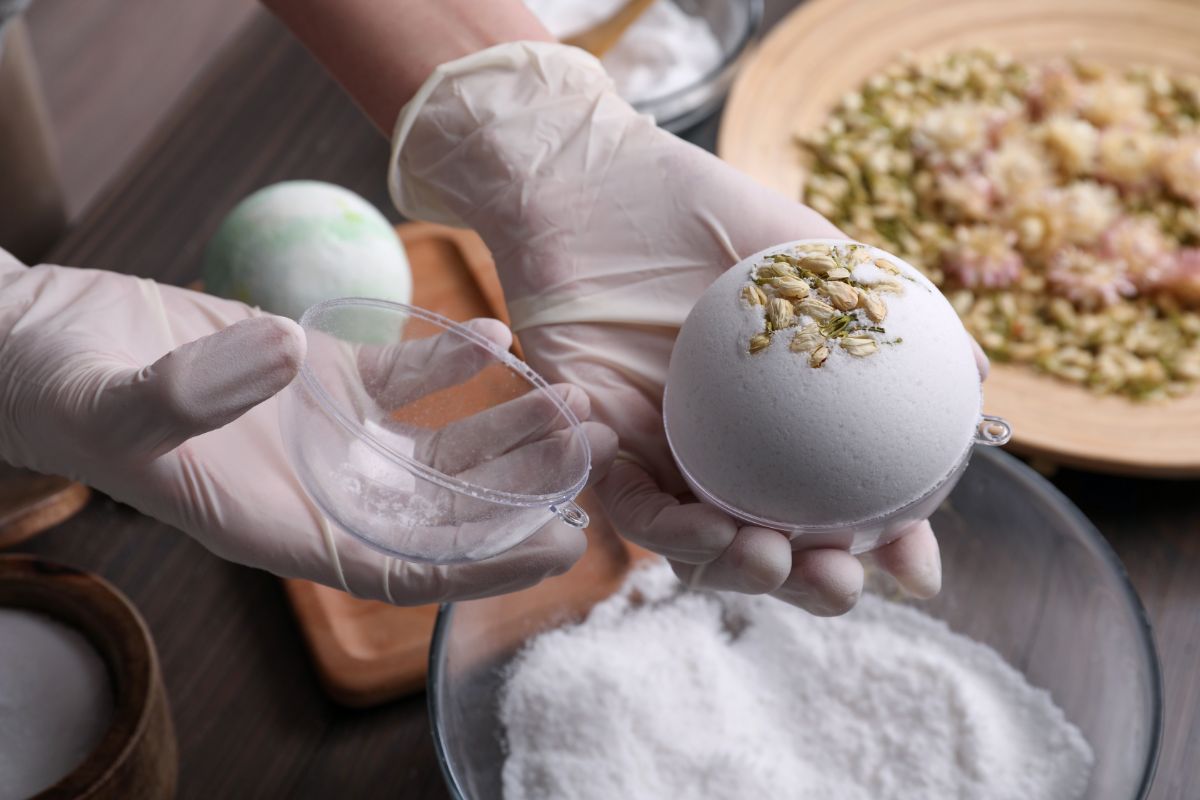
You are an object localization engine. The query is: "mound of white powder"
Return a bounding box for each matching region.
[499,561,1093,800]
[524,0,724,105]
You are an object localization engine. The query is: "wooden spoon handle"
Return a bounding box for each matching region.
[562,0,657,59]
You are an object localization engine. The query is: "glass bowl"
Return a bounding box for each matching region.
[428,447,1162,799]
[632,0,764,132]
[278,298,593,564]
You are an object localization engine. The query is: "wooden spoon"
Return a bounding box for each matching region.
[562,0,656,58]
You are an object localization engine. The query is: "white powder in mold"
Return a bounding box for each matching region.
[499,560,1094,800]
[524,0,724,104]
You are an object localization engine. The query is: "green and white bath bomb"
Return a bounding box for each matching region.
[203,181,411,320]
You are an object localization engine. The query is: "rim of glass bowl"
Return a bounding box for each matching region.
[295,297,592,509]
[630,0,764,123]
[426,446,1163,800]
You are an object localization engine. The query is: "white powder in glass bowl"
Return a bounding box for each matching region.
[524,0,724,105]
[499,560,1094,800]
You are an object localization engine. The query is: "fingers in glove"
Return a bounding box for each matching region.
[356,317,513,406]
[420,383,590,474]
[594,459,738,563]
[0,246,27,276]
[446,421,615,520]
[670,526,791,595]
[870,520,942,599]
[771,547,864,617]
[99,315,305,461]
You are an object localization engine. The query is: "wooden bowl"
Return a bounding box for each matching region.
[718,0,1200,476]
[0,464,90,550]
[0,556,177,799]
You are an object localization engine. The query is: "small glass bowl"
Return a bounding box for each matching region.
[428,446,1163,800]
[278,298,592,564]
[665,406,1013,553]
[633,0,764,132]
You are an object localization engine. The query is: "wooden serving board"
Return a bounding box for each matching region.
[0,463,90,549]
[283,222,647,706]
[717,0,1200,477]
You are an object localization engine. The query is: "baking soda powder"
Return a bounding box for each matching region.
[499,560,1094,800]
[524,0,724,104]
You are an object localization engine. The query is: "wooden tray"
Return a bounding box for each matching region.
[283,222,646,706]
[0,463,90,549]
[718,0,1200,477]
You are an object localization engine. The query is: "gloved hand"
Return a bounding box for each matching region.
[0,249,616,603]
[390,43,988,615]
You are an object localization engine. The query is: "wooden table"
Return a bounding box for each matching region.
[14,8,1200,800]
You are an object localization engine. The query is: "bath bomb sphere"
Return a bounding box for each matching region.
[664,239,982,531]
[202,181,411,320]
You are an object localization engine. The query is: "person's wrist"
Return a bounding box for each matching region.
[266,0,555,132]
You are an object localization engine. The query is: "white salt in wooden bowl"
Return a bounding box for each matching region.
[0,555,176,799]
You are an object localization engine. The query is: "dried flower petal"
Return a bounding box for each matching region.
[766,297,797,329]
[755,263,794,281]
[825,267,852,280]
[823,280,860,311]
[771,276,811,299]
[742,283,767,306]
[873,257,901,275]
[749,333,771,354]
[789,323,824,353]
[858,289,888,322]
[809,344,831,368]
[800,254,838,274]
[841,335,880,356]
[796,297,838,321]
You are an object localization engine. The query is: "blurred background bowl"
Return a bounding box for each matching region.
[635,0,764,132]
[428,447,1162,800]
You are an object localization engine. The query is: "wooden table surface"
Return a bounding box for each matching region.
[12,8,1200,800]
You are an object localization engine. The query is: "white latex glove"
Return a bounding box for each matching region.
[0,249,616,603]
[391,43,988,615]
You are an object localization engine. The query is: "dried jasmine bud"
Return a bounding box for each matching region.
[766,297,797,329]
[842,334,880,356]
[800,254,838,274]
[824,281,860,311]
[742,283,768,306]
[859,289,888,322]
[790,323,824,353]
[797,297,838,321]
[771,276,812,299]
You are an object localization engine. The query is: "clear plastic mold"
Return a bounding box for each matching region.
[279,299,592,564]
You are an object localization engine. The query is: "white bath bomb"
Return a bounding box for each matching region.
[664,239,982,529]
[203,181,411,320]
